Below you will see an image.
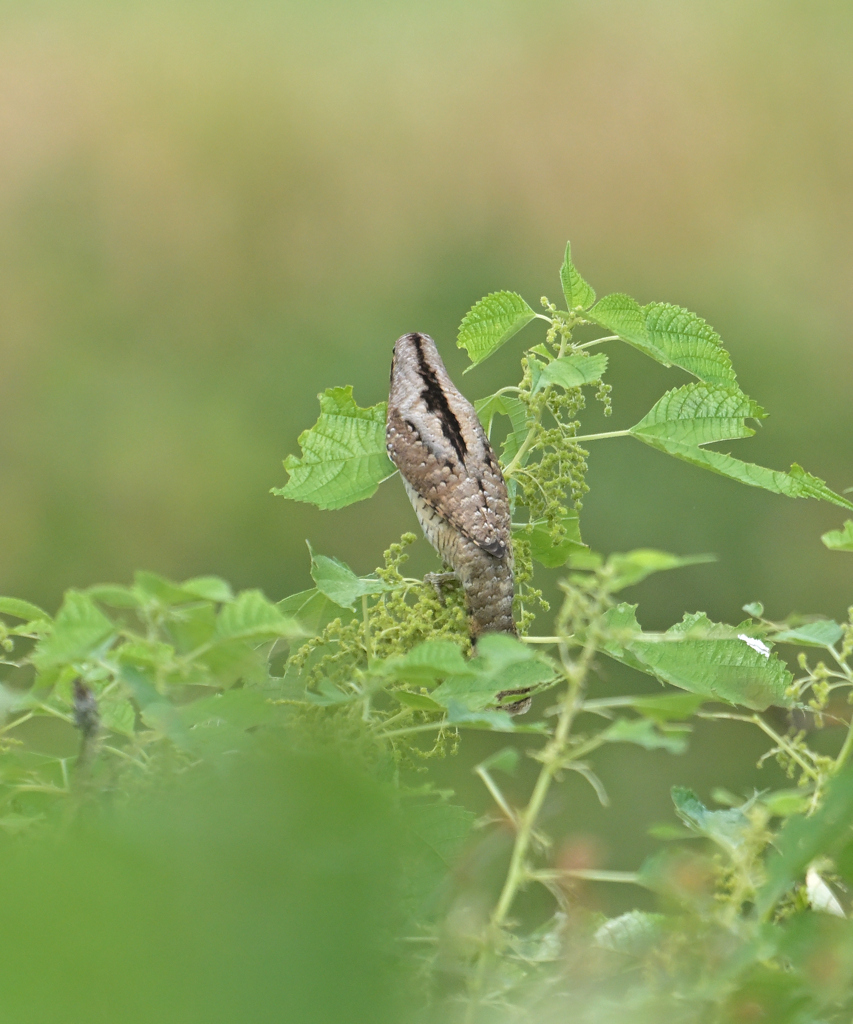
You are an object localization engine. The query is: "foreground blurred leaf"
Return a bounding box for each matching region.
[32,591,115,670]
[0,597,50,623]
[215,590,301,642]
[671,786,751,854]
[458,291,536,366]
[274,387,396,509]
[822,520,853,551]
[602,718,690,754]
[590,294,738,386]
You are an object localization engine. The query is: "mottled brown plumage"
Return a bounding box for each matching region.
[386,332,516,640]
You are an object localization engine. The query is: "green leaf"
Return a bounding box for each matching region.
[383,640,472,684]
[774,620,844,647]
[602,717,690,754]
[531,352,608,395]
[100,698,137,737]
[0,597,50,622]
[632,438,853,511]
[432,633,554,712]
[86,585,141,609]
[32,591,115,670]
[595,911,667,958]
[630,383,765,447]
[277,588,355,634]
[444,702,547,733]
[590,295,737,386]
[180,577,234,603]
[215,590,302,642]
[743,601,764,618]
[393,690,445,711]
[619,693,707,722]
[822,520,853,552]
[601,611,792,711]
[671,786,751,855]
[516,512,585,568]
[308,542,396,611]
[604,548,716,590]
[477,746,520,775]
[457,291,536,367]
[273,387,396,510]
[475,391,528,468]
[758,764,853,917]
[560,241,596,310]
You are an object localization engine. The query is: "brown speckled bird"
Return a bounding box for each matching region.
[386,332,517,641]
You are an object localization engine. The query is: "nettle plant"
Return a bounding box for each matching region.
[2,243,853,1020]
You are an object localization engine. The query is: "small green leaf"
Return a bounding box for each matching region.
[86,585,141,609]
[560,241,596,311]
[444,701,547,733]
[477,746,520,775]
[393,690,445,711]
[0,597,50,622]
[32,591,115,670]
[590,295,737,386]
[516,512,585,568]
[595,911,667,957]
[773,620,843,647]
[384,640,472,684]
[822,520,853,552]
[308,542,396,611]
[602,718,690,754]
[180,577,234,603]
[100,698,137,737]
[604,549,716,590]
[475,391,528,469]
[671,787,751,854]
[277,588,355,634]
[215,590,302,642]
[630,383,765,447]
[274,387,396,510]
[743,601,764,618]
[457,291,536,367]
[532,352,608,395]
[619,693,707,722]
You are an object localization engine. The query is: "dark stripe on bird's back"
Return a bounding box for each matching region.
[408,334,468,463]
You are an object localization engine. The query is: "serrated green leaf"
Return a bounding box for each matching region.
[531,352,608,395]
[32,591,115,670]
[632,435,853,511]
[630,383,765,446]
[743,601,764,618]
[560,241,596,310]
[602,717,690,754]
[474,391,528,471]
[100,698,137,737]
[215,590,301,642]
[0,597,50,622]
[601,611,792,710]
[432,634,554,711]
[274,387,396,510]
[604,548,716,590]
[822,520,853,552]
[457,291,536,366]
[774,620,844,647]
[590,295,737,386]
[384,640,472,684]
[308,542,397,610]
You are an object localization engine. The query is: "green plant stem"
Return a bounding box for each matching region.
[576,335,620,349]
[503,427,538,479]
[465,633,599,1021]
[570,429,632,443]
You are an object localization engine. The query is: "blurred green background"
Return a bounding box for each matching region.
[1,0,852,930]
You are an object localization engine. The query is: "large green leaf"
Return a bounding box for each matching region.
[457,291,536,366]
[32,591,115,670]
[601,609,792,711]
[629,383,765,446]
[274,387,396,510]
[560,241,596,311]
[531,352,608,395]
[308,542,397,610]
[822,520,853,552]
[590,294,737,386]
